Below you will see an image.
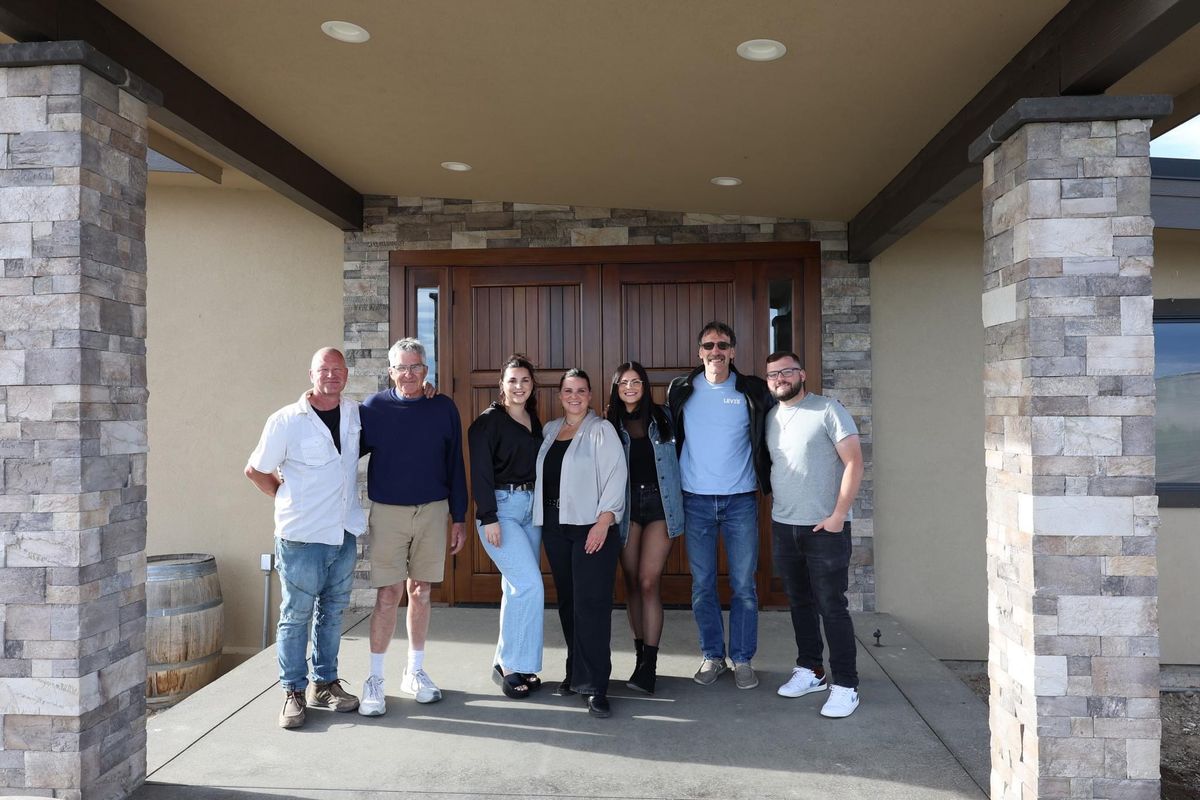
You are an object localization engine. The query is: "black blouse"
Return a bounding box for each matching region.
[467,402,543,526]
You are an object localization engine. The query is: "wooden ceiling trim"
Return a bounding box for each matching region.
[847,0,1200,263]
[0,0,363,231]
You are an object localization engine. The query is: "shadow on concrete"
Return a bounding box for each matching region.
[139,610,989,800]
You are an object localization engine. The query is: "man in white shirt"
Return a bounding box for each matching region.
[764,350,864,718]
[245,348,366,729]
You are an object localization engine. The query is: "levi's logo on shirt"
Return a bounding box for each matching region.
[723,397,743,405]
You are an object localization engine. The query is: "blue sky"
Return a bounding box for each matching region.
[1151,114,1200,158]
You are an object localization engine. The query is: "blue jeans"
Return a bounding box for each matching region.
[683,491,759,663]
[275,532,357,691]
[477,490,544,673]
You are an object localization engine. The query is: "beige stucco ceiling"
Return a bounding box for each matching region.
[94,2,1196,220]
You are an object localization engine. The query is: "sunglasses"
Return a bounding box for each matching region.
[700,341,732,351]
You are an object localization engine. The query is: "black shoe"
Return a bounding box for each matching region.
[626,664,655,694]
[627,644,658,694]
[557,678,576,696]
[586,694,611,718]
[501,671,531,700]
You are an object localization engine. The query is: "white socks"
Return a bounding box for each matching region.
[369,649,424,677]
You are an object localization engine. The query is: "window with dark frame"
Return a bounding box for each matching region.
[1154,299,1200,507]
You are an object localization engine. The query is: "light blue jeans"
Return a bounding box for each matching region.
[683,491,759,664]
[477,490,544,674]
[275,532,357,691]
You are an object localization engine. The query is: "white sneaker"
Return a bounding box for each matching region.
[400,668,442,703]
[777,666,828,698]
[821,685,860,718]
[358,675,386,716]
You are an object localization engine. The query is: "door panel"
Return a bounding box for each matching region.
[452,265,602,603]
[601,262,757,606]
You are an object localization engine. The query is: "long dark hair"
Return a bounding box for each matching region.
[499,354,537,412]
[606,361,672,441]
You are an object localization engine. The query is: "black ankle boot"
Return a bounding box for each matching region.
[627,644,658,694]
[629,638,644,683]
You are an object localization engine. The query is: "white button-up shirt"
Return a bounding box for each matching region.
[247,392,367,545]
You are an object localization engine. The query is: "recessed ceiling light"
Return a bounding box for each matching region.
[321,21,370,44]
[441,161,473,172]
[736,39,786,62]
[711,176,743,187]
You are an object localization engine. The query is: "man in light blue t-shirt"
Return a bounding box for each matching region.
[765,350,864,719]
[666,322,774,690]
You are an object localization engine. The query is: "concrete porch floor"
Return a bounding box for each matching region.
[136,610,989,800]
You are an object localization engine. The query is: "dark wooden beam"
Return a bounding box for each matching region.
[0,0,363,231]
[848,0,1200,263]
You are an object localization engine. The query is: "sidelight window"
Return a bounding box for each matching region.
[1155,299,1200,506]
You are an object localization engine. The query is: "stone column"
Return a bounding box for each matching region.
[0,42,159,799]
[970,95,1171,800]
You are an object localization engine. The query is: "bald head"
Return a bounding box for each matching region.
[311,347,346,371]
[308,348,348,408]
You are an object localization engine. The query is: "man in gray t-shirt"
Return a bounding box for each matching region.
[764,351,864,719]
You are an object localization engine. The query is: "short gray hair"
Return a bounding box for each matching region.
[388,337,425,367]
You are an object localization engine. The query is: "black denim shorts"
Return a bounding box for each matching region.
[629,484,666,527]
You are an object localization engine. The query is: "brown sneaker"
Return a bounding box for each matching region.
[306,679,360,712]
[279,690,306,729]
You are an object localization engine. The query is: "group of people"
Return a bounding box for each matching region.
[245,320,864,729]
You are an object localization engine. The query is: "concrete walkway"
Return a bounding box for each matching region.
[136,610,989,800]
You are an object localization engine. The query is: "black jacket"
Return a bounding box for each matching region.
[666,365,775,495]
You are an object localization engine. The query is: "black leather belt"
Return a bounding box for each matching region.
[499,482,535,492]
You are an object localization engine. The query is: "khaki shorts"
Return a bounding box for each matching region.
[368,500,449,587]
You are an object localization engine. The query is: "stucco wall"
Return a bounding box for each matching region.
[1154,229,1200,665]
[141,181,1197,663]
[871,227,989,659]
[871,222,1200,664]
[145,183,343,656]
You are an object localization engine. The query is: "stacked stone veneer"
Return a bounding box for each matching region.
[981,117,1161,798]
[343,197,874,610]
[0,54,151,798]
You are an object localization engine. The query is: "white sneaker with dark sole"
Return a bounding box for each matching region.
[777,666,828,698]
[820,685,859,718]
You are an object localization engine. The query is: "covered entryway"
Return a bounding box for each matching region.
[388,242,821,606]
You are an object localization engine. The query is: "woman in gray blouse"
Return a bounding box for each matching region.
[533,368,627,718]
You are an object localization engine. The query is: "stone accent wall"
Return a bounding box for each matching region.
[981,119,1160,798]
[0,59,151,798]
[343,197,874,610]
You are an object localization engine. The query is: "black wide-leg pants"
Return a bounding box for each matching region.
[543,511,620,697]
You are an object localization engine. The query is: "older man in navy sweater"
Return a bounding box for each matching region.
[357,338,467,716]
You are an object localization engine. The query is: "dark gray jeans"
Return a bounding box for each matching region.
[771,521,859,689]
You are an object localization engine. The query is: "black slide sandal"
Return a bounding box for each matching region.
[502,672,531,699]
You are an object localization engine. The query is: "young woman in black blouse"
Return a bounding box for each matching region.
[606,361,685,694]
[467,355,545,699]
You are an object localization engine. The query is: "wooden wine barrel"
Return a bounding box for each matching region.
[145,553,224,709]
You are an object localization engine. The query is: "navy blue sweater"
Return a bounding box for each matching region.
[360,390,467,522]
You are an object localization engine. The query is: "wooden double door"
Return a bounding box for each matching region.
[390,243,821,607]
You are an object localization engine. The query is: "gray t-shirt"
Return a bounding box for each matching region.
[767,392,858,525]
